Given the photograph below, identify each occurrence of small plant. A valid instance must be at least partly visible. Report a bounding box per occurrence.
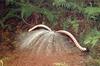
[83,28,100,48]
[84,7,100,20]
[53,0,66,7]
[70,18,79,33]
[53,0,81,11]
[62,18,79,33]
[62,19,69,30]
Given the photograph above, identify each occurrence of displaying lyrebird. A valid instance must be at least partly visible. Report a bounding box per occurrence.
[19,24,87,55]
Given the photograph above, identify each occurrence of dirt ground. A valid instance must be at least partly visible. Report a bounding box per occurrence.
[1,49,87,66]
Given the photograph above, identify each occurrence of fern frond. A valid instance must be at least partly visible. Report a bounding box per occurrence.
[5,1,57,25]
[83,28,100,48]
[84,7,100,19]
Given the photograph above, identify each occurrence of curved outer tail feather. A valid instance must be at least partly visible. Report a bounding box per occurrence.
[28,24,52,32]
[56,30,87,51]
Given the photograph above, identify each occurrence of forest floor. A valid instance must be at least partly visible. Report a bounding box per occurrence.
[1,50,88,66]
[0,18,89,66]
[0,30,88,66]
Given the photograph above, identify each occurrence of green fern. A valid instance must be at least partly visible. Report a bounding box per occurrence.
[53,0,82,11]
[62,19,69,30]
[84,7,100,15]
[5,1,57,25]
[84,7,100,19]
[83,28,100,48]
[70,18,79,33]
[40,8,57,24]
[20,3,33,18]
[20,3,57,24]
[53,0,66,7]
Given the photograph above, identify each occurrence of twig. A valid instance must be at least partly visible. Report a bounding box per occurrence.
[0,60,3,66]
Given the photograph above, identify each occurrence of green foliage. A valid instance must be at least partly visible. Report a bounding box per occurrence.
[84,7,100,20]
[53,0,66,7]
[62,18,79,32]
[83,28,100,48]
[40,8,57,24]
[3,0,100,32]
[0,10,18,29]
[3,10,19,21]
[20,3,57,24]
[70,18,79,33]
[4,0,57,25]
[53,0,82,12]
[84,7,100,15]
[20,3,34,18]
[65,2,82,11]
[62,19,69,30]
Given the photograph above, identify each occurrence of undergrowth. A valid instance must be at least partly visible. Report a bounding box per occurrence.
[83,28,100,48]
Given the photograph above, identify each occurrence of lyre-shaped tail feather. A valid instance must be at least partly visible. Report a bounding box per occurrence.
[56,30,87,51]
[28,24,52,32]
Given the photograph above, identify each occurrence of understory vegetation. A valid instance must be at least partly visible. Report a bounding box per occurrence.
[0,0,100,66]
